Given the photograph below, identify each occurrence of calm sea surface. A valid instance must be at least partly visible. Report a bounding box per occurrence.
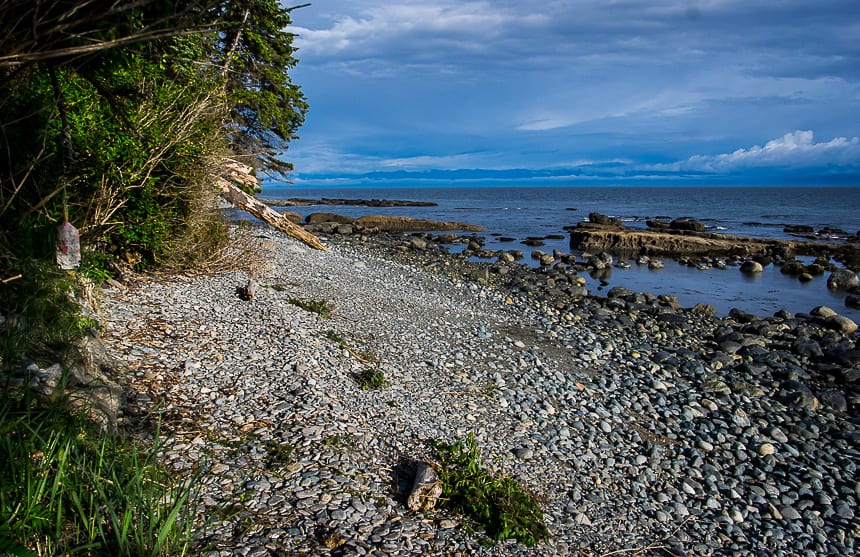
[259,185,860,320]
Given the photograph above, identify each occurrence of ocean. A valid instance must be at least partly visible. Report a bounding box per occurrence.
[258,185,860,320]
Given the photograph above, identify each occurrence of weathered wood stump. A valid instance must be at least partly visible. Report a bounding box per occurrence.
[407,461,443,512]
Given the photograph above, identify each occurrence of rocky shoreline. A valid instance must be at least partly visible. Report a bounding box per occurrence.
[567,213,860,271]
[259,197,438,208]
[90,223,859,556]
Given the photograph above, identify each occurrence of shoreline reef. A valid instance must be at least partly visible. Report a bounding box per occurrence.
[89,222,859,555]
[286,209,860,315]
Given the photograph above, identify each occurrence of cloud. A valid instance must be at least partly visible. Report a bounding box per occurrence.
[289,2,523,69]
[284,2,860,185]
[668,131,860,173]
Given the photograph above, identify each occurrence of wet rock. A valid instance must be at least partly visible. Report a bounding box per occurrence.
[409,237,428,251]
[817,390,848,413]
[588,212,623,227]
[740,260,764,274]
[729,308,760,323]
[827,269,859,290]
[825,315,858,335]
[648,259,664,270]
[670,218,706,232]
[588,252,613,270]
[305,212,355,224]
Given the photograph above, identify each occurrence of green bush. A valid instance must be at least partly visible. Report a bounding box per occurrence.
[433,433,548,546]
[0,260,95,371]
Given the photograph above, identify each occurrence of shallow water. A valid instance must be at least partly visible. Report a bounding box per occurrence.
[257,185,860,320]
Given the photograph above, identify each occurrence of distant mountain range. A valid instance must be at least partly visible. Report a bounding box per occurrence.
[288,166,860,187]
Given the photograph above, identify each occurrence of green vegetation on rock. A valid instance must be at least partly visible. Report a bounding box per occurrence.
[354,367,387,390]
[288,297,333,319]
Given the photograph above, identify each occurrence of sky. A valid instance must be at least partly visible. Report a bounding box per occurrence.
[281,0,860,186]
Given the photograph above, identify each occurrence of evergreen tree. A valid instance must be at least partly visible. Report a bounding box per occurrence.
[0,0,308,262]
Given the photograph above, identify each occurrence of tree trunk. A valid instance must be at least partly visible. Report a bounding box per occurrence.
[217,159,328,251]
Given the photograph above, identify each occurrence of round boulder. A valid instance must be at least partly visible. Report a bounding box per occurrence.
[588,212,622,227]
[825,315,858,335]
[282,211,303,224]
[810,305,838,318]
[740,260,763,274]
[690,303,716,317]
[780,260,806,276]
[827,268,859,290]
[817,389,848,413]
[670,218,705,232]
[539,254,556,267]
[588,252,613,270]
[409,237,427,250]
[305,212,354,224]
[729,308,760,323]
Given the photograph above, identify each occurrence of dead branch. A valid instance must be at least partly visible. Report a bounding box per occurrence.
[216,159,328,251]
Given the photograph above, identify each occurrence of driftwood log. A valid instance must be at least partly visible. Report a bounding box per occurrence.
[217,159,329,252]
[407,461,443,512]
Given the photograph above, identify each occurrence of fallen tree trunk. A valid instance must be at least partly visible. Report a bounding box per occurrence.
[216,160,328,252]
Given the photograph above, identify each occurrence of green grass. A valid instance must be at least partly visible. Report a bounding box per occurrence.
[433,433,548,547]
[325,330,347,346]
[264,440,296,469]
[325,330,378,364]
[354,367,386,390]
[0,387,198,555]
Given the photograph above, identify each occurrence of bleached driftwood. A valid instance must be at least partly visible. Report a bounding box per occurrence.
[407,461,443,511]
[217,159,328,252]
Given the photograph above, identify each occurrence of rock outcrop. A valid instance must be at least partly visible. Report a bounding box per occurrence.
[569,220,860,269]
[570,227,786,257]
[261,197,438,207]
[354,215,485,233]
[301,213,486,234]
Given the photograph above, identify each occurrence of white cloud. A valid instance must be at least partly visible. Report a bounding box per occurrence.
[285,2,860,180]
[668,130,860,172]
[289,2,515,61]
[378,153,488,169]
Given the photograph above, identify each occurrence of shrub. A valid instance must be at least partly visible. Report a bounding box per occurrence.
[433,433,548,546]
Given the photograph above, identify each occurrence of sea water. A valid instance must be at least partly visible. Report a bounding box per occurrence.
[259,185,860,320]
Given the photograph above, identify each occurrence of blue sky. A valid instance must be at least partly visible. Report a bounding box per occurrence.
[282,0,860,186]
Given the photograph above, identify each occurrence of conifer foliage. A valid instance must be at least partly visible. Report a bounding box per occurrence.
[0,0,308,267]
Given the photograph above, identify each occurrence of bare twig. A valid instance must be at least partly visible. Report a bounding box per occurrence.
[597,517,695,557]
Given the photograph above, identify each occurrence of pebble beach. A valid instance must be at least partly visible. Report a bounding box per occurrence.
[97,226,859,556]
